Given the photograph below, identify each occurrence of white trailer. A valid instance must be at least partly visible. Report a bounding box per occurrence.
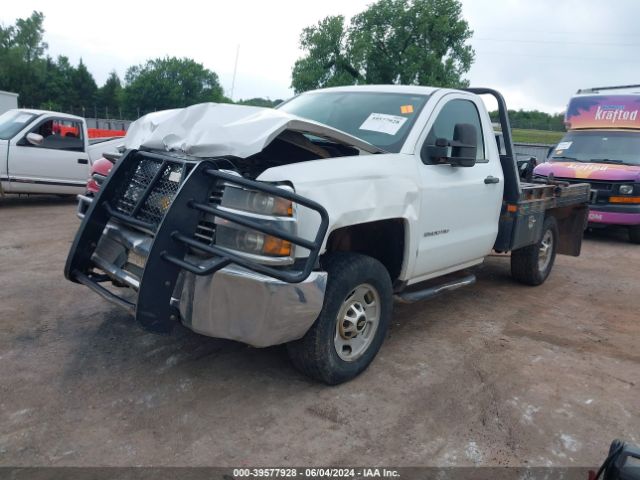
[0,91,18,115]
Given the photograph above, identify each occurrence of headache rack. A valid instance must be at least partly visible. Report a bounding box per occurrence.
[464,88,590,254]
[65,149,329,333]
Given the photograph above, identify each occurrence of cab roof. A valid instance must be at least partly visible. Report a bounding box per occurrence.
[13,108,84,122]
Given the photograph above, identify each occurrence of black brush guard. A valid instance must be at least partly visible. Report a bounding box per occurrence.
[65,150,329,334]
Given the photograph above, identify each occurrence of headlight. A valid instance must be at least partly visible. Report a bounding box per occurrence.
[221,186,293,216]
[619,184,634,195]
[215,185,295,260]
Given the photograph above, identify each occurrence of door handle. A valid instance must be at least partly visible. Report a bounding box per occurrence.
[77,158,88,165]
[484,176,500,184]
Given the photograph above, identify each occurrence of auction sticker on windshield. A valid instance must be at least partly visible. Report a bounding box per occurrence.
[360,113,407,135]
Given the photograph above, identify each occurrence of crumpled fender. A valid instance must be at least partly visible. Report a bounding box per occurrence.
[259,153,421,280]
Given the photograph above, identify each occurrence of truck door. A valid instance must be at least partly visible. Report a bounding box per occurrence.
[7,117,89,194]
[412,94,504,279]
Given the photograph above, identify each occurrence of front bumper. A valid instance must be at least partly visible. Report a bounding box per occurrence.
[65,149,329,344]
[82,218,327,346]
[588,204,640,226]
[179,267,327,347]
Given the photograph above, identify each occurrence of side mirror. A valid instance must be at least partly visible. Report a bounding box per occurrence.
[424,137,449,163]
[26,132,44,146]
[423,124,478,167]
[449,123,477,167]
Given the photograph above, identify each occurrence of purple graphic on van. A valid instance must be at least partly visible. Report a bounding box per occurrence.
[539,91,640,233]
[588,210,640,225]
[566,95,640,130]
[535,162,640,181]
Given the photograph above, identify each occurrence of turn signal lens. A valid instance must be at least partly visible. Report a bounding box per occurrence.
[609,196,640,204]
[263,236,292,256]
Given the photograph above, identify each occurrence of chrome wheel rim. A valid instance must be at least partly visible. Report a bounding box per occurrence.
[334,283,380,362]
[538,229,554,272]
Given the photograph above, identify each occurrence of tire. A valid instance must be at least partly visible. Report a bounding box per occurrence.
[511,216,559,286]
[629,226,640,244]
[286,252,393,385]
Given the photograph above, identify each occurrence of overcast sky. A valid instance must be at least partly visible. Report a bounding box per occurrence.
[3,0,640,113]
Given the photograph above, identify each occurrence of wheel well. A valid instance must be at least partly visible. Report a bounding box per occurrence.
[323,219,406,282]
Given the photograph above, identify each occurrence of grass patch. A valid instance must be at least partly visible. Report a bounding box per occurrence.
[511,129,564,145]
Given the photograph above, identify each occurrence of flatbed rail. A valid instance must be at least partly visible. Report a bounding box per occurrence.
[494,181,590,253]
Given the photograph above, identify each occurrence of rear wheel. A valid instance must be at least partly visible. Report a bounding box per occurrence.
[629,226,640,244]
[286,252,392,385]
[511,216,558,286]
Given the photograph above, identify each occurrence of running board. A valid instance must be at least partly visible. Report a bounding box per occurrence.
[394,273,476,304]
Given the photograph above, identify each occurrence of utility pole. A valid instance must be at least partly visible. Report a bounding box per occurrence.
[230,44,240,101]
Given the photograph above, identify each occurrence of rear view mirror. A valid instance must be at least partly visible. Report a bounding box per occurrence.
[26,133,44,146]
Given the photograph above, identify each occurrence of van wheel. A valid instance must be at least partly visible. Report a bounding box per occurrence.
[286,252,392,385]
[629,226,640,244]
[511,216,558,286]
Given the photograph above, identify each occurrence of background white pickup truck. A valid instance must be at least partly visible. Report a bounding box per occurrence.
[0,109,122,195]
[66,86,589,384]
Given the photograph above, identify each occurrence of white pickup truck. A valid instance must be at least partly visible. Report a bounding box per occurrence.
[65,86,589,384]
[0,109,122,195]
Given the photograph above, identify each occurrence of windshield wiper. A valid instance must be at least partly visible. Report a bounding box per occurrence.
[551,156,586,162]
[590,158,624,164]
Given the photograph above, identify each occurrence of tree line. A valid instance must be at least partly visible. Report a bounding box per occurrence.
[489,110,565,132]
[0,11,282,120]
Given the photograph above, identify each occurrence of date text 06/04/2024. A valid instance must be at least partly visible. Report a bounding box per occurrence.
[232,468,400,478]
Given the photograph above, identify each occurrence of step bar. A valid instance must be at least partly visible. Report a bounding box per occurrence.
[395,273,476,304]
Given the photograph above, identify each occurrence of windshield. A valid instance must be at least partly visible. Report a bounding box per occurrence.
[550,130,640,166]
[278,91,429,153]
[0,110,38,140]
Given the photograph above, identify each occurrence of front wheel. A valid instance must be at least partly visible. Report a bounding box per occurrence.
[286,253,392,385]
[511,216,559,286]
[629,226,640,244]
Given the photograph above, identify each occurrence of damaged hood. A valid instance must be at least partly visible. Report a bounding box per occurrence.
[124,103,384,158]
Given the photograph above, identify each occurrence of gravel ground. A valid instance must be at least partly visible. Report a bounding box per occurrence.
[0,196,638,467]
